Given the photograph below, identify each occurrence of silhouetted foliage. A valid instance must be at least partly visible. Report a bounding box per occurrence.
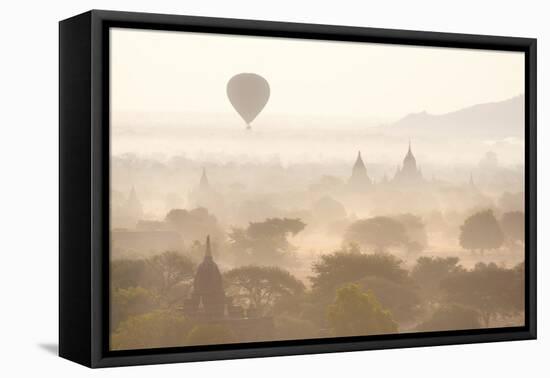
[393,214,428,254]
[274,315,318,341]
[500,211,525,245]
[411,256,465,301]
[310,246,409,296]
[111,286,158,332]
[345,216,408,253]
[459,210,504,253]
[111,258,149,290]
[111,251,195,304]
[328,284,397,336]
[146,251,195,299]
[511,262,525,315]
[165,207,224,244]
[357,276,422,322]
[111,310,192,350]
[441,262,523,327]
[224,266,305,315]
[228,218,306,265]
[416,304,482,332]
[186,324,236,346]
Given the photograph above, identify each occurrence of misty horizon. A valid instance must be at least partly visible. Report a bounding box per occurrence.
[109,27,525,351]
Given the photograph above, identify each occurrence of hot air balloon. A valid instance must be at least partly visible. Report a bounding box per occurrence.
[227,73,270,130]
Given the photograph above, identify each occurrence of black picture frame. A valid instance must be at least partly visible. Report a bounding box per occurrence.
[59,9,537,368]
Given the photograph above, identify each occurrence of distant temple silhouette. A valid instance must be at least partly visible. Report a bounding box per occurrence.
[345,141,428,190]
[125,186,143,220]
[183,236,274,341]
[199,167,210,191]
[184,235,228,318]
[392,141,425,187]
[189,168,224,211]
[348,151,372,190]
[111,186,144,228]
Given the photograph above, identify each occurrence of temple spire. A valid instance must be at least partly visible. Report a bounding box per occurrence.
[406,139,414,158]
[199,167,210,190]
[354,151,365,169]
[205,235,212,259]
[126,186,143,218]
[392,139,423,185]
[349,150,371,188]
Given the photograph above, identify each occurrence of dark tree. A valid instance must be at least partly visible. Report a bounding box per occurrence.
[416,304,482,332]
[459,209,504,253]
[186,324,236,346]
[111,252,195,301]
[247,217,305,238]
[224,265,305,315]
[441,262,523,327]
[146,251,195,299]
[411,256,465,301]
[345,216,408,253]
[112,310,192,350]
[500,211,525,246]
[228,218,306,265]
[273,314,318,341]
[310,245,409,296]
[511,262,525,315]
[393,214,428,254]
[357,275,422,322]
[165,207,224,245]
[111,258,149,290]
[327,284,397,337]
[111,286,158,332]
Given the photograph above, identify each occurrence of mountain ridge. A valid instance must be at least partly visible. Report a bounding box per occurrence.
[385,95,524,139]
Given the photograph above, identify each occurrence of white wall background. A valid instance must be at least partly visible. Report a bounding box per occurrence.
[0,0,547,376]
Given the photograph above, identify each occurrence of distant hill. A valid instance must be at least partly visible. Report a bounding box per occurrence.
[384,95,524,139]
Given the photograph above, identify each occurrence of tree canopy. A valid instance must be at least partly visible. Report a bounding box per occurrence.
[411,256,465,301]
[328,284,397,337]
[344,216,408,253]
[111,310,192,350]
[111,286,157,332]
[165,207,224,245]
[110,251,195,307]
[224,265,305,315]
[228,218,306,265]
[111,258,149,290]
[500,211,525,245]
[146,251,195,299]
[310,246,409,296]
[185,324,236,346]
[273,314,318,341]
[441,262,523,327]
[459,209,504,252]
[109,251,196,344]
[416,304,481,332]
[357,275,422,323]
[393,214,428,254]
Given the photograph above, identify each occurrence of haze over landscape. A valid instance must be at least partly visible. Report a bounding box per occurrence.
[109,28,525,350]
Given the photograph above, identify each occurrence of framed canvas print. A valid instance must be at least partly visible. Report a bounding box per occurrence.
[59,10,537,368]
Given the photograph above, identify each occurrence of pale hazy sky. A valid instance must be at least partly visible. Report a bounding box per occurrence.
[110,27,524,124]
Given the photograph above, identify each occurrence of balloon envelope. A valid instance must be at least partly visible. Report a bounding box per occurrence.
[227,73,270,127]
